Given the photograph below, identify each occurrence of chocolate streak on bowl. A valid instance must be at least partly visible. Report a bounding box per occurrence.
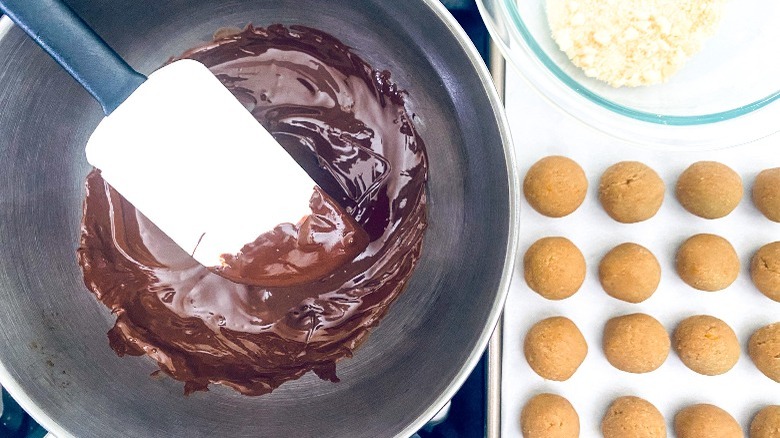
[76,24,428,396]
[217,187,371,288]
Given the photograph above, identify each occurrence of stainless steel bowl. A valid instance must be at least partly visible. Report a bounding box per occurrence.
[0,1,517,436]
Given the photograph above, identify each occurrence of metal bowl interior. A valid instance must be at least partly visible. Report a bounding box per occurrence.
[0,1,516,437]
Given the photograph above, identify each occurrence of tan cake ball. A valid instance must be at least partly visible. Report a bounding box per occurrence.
[675,404,743,438]
[751,242,780,302]
[754,168,780,222]
[524,156,588,218]
[601,396,667,438]
[603,313,670,374]
[675,234,740,291]
[676,161,743,219]
[751,405,780,438]
[524,316,588,381]
[599,243,661,303]
[524,237,586,300]
[673,315,740,376]
[598,161,665,223]
[521,393,580,438]
[749,322,780,383]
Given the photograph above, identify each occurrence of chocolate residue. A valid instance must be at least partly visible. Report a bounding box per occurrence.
[76,24,428,396]
[217,187,370,288]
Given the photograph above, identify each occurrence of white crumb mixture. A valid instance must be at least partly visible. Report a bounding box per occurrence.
[546,0,725,87]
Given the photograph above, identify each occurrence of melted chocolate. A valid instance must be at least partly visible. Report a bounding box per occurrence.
[77,24,428,396]
[217,187,370,287]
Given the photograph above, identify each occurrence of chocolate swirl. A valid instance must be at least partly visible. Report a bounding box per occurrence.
[77,24,428,395]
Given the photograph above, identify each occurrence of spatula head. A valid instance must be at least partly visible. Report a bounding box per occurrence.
[85,59,316,269]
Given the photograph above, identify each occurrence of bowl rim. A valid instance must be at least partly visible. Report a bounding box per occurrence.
[0,4,519,436]
[477,0,780,150]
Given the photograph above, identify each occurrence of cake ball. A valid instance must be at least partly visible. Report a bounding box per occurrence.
[524,156,588,218]
[599,243,661,303]
[521,393,580,438]
[675,234,740,291]
[674,404,742,438]
[751,242,780,302]
[749,322,780,383]
[524,316,588,381]
[603,313,670,374]
[601,396,667,438]
[754,168,780,222]
[750,405,780,438]
[676,161,743,219]
[524,237,586,300]
[598,161,665,223]
[673,315,740,376]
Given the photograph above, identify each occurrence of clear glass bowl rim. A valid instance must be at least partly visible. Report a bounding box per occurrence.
[477,0,780,149]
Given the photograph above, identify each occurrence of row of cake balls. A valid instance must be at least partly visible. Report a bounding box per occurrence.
[523,236,780,303]
[520,394,777,438]
[523,315,779,382]
[523,156,780,223]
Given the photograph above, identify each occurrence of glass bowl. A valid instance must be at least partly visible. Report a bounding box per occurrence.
[478,0,780,149]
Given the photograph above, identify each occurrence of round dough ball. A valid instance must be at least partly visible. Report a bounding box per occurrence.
[675,234,740,292]
[754,168,780,222]
[521,393,580,438]
[599,243,661,303]
[676,161,743,219]
[675,404,743,438]
[749,322,780,383]
[524,316,588,381]
[524,156,588,218]
[601,396,667,438]
[673,315,740,376]
[751,405,780,438]
[599,161,665,223]
[751,242,780,302]
[603,313,670,374]
[524,237,586,300]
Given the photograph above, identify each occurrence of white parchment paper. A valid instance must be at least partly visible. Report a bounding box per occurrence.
[501,73,780,437]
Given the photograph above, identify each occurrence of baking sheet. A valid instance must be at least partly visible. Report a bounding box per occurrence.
[501,73,780,437]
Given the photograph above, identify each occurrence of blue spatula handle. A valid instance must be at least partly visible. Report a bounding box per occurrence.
[0,0,146,115]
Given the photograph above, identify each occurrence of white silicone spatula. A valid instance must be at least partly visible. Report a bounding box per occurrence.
[0,0,325,269]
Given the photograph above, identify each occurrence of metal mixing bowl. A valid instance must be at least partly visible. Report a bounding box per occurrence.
[0,1,517,436]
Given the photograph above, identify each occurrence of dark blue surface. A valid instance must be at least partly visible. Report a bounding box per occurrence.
[0,390,47,438]
[0,1,491,436]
